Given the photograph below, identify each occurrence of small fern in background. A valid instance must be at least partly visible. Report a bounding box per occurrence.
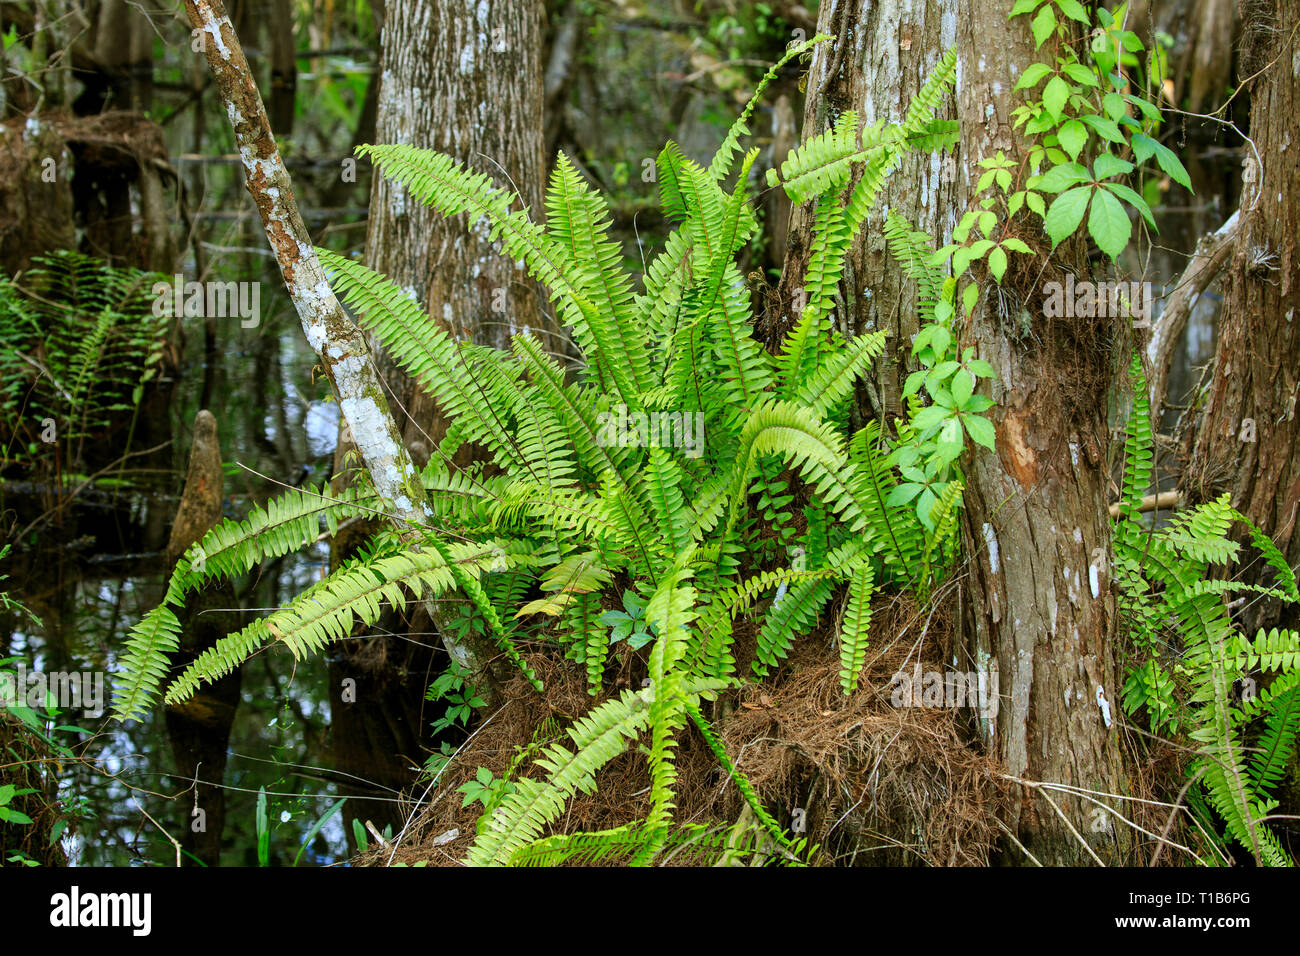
[112,39,986,865]
[0,252,170,472]
[1115,354,1300,866]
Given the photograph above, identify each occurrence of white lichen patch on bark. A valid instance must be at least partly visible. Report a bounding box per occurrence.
[983,522,1000,574]
[201,14,234,61]
[1095,685,1112,727]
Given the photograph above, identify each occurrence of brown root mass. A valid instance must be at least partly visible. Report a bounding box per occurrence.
[372,595,1012,867]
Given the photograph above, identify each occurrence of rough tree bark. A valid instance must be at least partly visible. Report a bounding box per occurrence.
[1182,0,1300,639]
[365,0,561,455]
[773,0,959,425]
[953,0,1132,865]
[779,0,1133,864]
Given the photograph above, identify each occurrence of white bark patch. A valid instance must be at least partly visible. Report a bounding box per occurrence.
[1089,560,1102,599]
[305,322,327,351]
[983,522,1000,574]
[1064,566,1081,607]
[1095,685,1112,727]
[203,15,235,61]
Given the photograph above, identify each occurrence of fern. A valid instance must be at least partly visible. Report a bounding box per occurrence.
[114,50,973,865]
[1115,354,1299,865]
[838,562,876,694]
[0,252,170,469]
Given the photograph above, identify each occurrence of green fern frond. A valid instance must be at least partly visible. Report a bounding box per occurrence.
[1248,681,1300,798]
[465,685,653,865]
[838,562,876,694]
[753,576,835,677]
[708,33,833,183]
[111,483,382,721]
[546,153,653,394]
[686,703,808,863]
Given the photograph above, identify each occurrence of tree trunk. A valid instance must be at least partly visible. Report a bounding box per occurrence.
[952,0,1131,865]
[780,0,1133,864]
[772,0,959,424]
[1182,0,1300,638]
[268,0,297,135]
[328,0,561,717]
[364,0,561,453]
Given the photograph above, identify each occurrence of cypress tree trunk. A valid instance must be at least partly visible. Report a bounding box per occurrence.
[953,0,1131,865]
[779,0,1134,864]
[773,0,959,424]
[364,0,561,452]
[1182,0,1300,639]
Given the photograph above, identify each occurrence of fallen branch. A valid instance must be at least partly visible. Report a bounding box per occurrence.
[1108,490,1183,519]
[182,0,492,681]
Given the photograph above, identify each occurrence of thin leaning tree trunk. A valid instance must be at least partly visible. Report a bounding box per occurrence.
[182,0,493,677]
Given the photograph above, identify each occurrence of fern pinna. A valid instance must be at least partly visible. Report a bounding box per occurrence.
[113,40,975,865]
[1115,354,1300,866]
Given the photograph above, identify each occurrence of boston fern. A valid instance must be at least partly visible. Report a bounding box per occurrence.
[113,41,976,864]
[0,251,171,469]
[1116,355,1300,866]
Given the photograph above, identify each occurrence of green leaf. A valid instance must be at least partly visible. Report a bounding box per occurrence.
[1054,0,1090,23]
[1132,134,1193,192]
[1058,120,1088,161]
[988,245,1009,283]
[1042,75,1072,121]
[963,414,997,450]
[1087,187,1131,261]
[1044,186,1092,247]
[1062,61,1099,86]
[1031,4,1057,47]
[294,799,346,867]
[1124,93,1163,123]
[1103,181,1156,229]
[887,483,924,507]
[1016,63,1054,90]
[1035,162,1090,193]
[1092,153,1135,180]
[951,369,975,407]
[1079,113,1126,144]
